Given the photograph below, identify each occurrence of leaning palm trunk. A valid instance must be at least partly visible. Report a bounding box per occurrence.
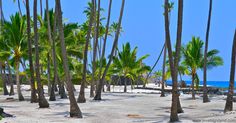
[160,44,167,97]
[98,0,113,92]
[34,0,49,108]
[56,0,82,117]
[203,0,212,103]
[26,0,38,103]
[79,0,95,101]
[224,30,236,113]
[94,0,125,100]
[16,60,24,101]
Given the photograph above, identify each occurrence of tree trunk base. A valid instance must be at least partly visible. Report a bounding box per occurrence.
[160,91,165,97]
[39,97,49,108]
[77,96,86,103]
[18,94,25,101]
[203,95,210,103]
[94,93,102,100]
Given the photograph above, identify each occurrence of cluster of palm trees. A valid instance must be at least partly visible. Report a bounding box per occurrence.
[0,0,235,122]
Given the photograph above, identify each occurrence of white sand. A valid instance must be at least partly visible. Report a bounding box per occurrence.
[1,84,236,123]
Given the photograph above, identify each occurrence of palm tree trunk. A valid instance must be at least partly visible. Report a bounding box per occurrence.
[0,0,4,21]
[87,0,96,98]
[191,72,196,100]
[20,59,31,84]
[3,66,9,95]
[203,0,212,103]
[47,53,51,96]
[124,77,127,92]
[164,0,183,121]
[0,63,8,95]
[6,61,14,95]
[46,0,56,101]
[40,0,43,17]
[224,30,236,113]
[26,0,38,103]
[17,0,22,17]
[34,0,49,108]
[16,60,24,101]
[97,0,113,95]
[144,43,165,88]
[56,0,82,117]
[91,0,100,98]
[160,44,167,97]
[94,0,125,100]
[79,0,95,101]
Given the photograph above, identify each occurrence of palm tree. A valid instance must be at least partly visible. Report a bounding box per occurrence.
[45,0,56,101]
[160,44,167,97]
[33,0,49,108]
[203,0,213,103]
[78,0,95,103]
[112,42,149,92]
[182,37,223,99]
[94,0,125,100]
[161,1,174,97]
[3,13,25,101]
[25,0,38,103]
[164,0,184,121]
[224,30,236,113]
[56,0,82,117]
[98,0,113,93]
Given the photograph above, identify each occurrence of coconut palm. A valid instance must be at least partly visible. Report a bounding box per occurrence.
[203,0,213,103]
[78,0,95,103]
[33,0,49,108]
[224,30,236,113]
[56,0,82,118]
[2,13,26,101]
[25,0,38,103]
[182,37,223,100]
[94,0,125,100]
[112,42,149,92]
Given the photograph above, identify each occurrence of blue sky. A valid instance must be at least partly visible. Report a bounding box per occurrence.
[2,0,236,81]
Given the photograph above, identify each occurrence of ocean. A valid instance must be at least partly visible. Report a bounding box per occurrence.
[166,81,236,88]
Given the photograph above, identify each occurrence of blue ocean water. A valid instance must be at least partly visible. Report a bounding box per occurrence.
[166,81,236,88]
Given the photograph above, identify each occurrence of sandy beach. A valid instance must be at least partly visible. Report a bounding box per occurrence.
[1,84,236,123]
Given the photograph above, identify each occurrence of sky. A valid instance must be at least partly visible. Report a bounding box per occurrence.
[2,0,236,81]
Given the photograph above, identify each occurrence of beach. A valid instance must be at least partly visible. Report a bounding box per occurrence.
[1,84,236,123]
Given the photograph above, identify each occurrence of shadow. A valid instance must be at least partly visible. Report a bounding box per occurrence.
[210,109,224,112]
[53,102,70,107]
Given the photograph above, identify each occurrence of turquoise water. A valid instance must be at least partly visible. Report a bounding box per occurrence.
[166,81,236,88]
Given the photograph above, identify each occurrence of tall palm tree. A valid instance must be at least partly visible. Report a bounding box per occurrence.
[182,37,223,99]
[78,0,95,103]
[3,13,25,101]
[56,0,82,117]
[203,0,212,103]
[164,0,183,121]
[33,0,49,108]
[224,30,236,113]
[45,0,56,101]
[26,0,38,103]
[94,0,125,100]
[161,1,174,97]
[98,0,112,93]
